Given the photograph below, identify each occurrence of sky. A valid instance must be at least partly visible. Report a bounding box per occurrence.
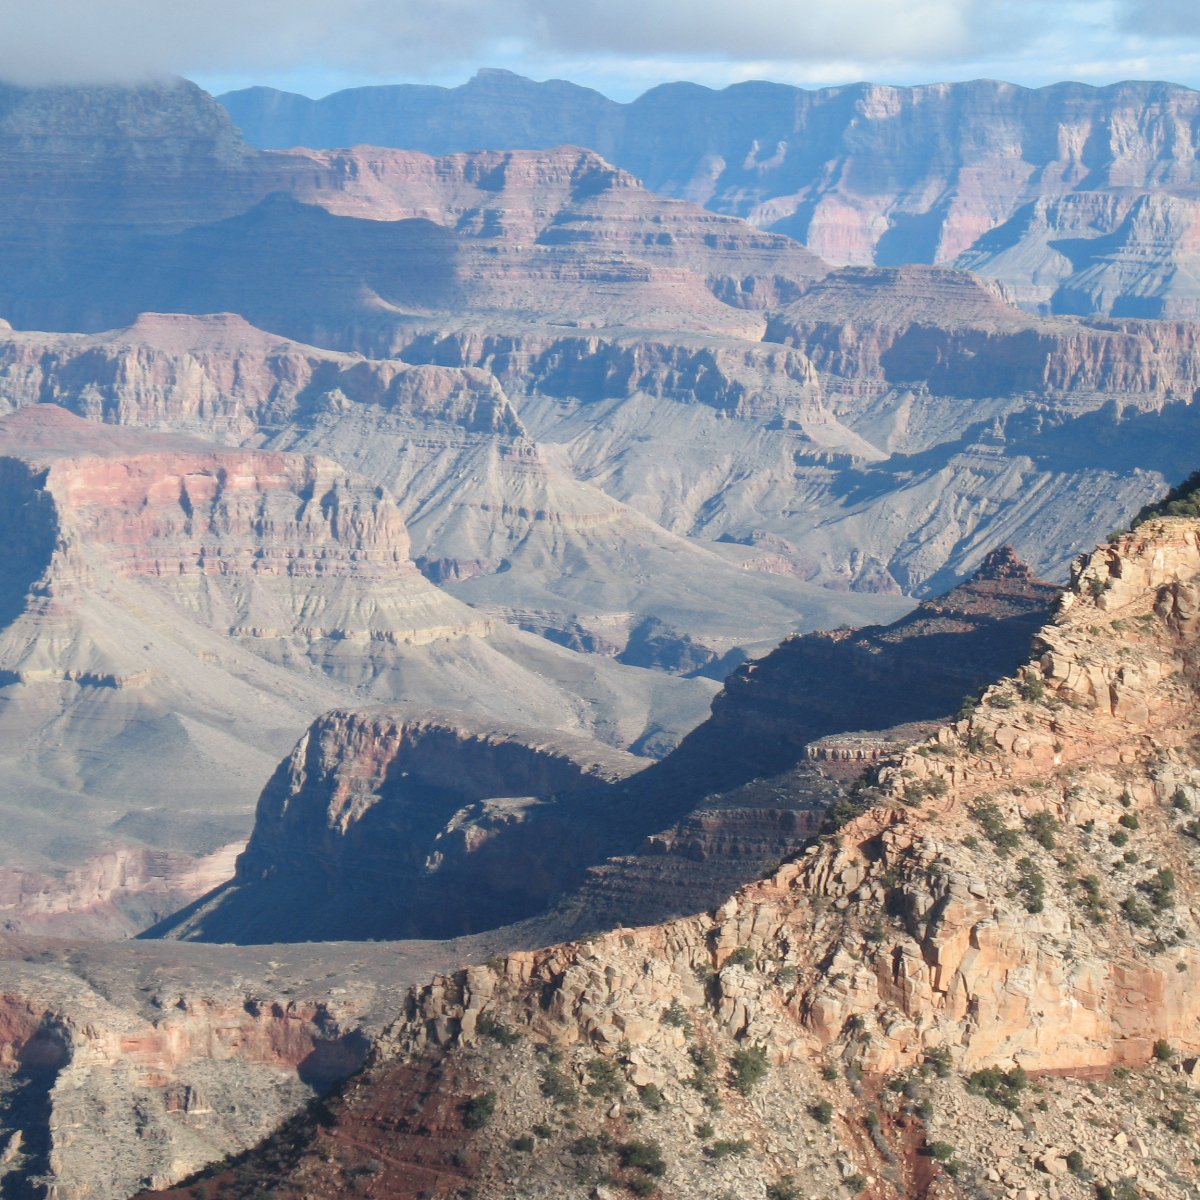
[1,0,1200,100]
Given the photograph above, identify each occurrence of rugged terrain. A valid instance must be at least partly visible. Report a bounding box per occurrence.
[0,406,719,937]
[160,547,1057,946]
[133,511,1200,1200]
[221,72,1200,317]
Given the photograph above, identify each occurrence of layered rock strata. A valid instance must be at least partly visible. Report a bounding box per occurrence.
[223,72,1200,317]
[137,514,1200,1198]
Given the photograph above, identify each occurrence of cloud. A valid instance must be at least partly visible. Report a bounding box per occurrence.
[0,0,1034,87]
[1116,0,1200,37]
[0,0,1195,93]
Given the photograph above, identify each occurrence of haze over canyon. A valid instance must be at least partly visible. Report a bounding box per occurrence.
[0,62,1199,1200]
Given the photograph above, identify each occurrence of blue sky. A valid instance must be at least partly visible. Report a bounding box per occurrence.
[3,1,1200,99]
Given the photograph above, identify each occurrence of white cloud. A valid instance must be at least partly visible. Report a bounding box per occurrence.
[0,0,1196,93]
[0,0,1024,86]
[1116,0,1200,37]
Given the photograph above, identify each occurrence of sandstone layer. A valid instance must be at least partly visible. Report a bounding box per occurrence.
[0,407,714,936]
[163,549,1056,946]
[222,72,1200,317]
[136,513,1200,1199]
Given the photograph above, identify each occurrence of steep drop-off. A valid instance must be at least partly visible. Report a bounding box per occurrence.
[143,512,1200,1200]
[162,548,1057,945]
[0,407,711,936]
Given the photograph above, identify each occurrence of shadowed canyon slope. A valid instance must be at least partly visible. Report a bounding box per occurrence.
[221,71,1200,317]
[157,547,1057,946]
[0,407,721,936]
[138,513,1200,1200]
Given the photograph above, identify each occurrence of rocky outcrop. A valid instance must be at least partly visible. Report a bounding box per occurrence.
[157,709,642,943]
[136,514,1200,1199]
[409,516,1200,1072]
[0,931,474,1200]
[0,407,713,937]
[222,72,1200,317]
[169,548,1057,946]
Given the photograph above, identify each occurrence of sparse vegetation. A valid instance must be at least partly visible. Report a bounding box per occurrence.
[1012,857,1047,913]
[970,802,1021,854]
[660,1000,692,1033]
[924,1045,953,1078]
[766,1178,803,1200]
[1026,810,1060,849]
[462,1091,497,1129]
[539,1063,579,1107]
[1154,1039,1175,1062]
[617,1139,666,1177]
[586,1056,625,1099]
[476,1013,521,1047]
[810,1099,834,1124]
[638,1083,664,1112]
[966,1066,1028,1110]
[928,1141,955,1162]
[730,1045,770,1094]
[704,1138,752,1159]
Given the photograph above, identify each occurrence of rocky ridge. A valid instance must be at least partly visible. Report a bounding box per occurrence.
[221,72,1200,317]
[157,548,1056,947]
[143,513,1200,1198]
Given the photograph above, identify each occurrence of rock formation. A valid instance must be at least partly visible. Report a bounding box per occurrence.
[138,511,1200,1199]
[0,407,715,936]
[221,72,1200,317]
[160,548,1057,945]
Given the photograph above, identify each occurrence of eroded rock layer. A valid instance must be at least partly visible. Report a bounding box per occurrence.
[143,513,1200,1199]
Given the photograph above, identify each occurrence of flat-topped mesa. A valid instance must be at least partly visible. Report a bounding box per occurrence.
[157,708,643,944]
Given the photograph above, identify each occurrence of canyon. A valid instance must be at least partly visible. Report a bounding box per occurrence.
[0,69,1198,1200]
[132,502,1200,1200]
[221,72,1200,317]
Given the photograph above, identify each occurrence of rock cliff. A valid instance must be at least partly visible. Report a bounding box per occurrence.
[0,407,712,936]
[142,512,1200,1199]
[221,72,1200,317]
[164,548,1056,946]
[155,710,642,943]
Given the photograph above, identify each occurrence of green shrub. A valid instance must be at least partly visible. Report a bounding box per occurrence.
[509,1135,535,1152]
[626,1176,657,1197]
[462,1092,497,1129]
[476,1013,521,1047]
[704,1139,752,1159]
[539,1064,579,1107]
[928,1141,955,1162]
[1013,857,1046,914]
[1140,868,1176,912]
[660,1000,692,1032]
[617,1140,666,1177]
[1119,813,1141,831]
[1120,896,1154,928]
[844,1174,868,1194]
[810,1099,834,1124]
[730,1045,770,1094]
[1154,1039,1175,1062]
[586,1056,625,1099]
[725,945,756,969]
[766,1178,802,1200]
[971,803,1021,854]
[1026,811,1060,850]
[694,1122,714,1139]
[923,1045,953,1078]
[1065,1149,1085,1175]
[966,1066,1027,1110]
